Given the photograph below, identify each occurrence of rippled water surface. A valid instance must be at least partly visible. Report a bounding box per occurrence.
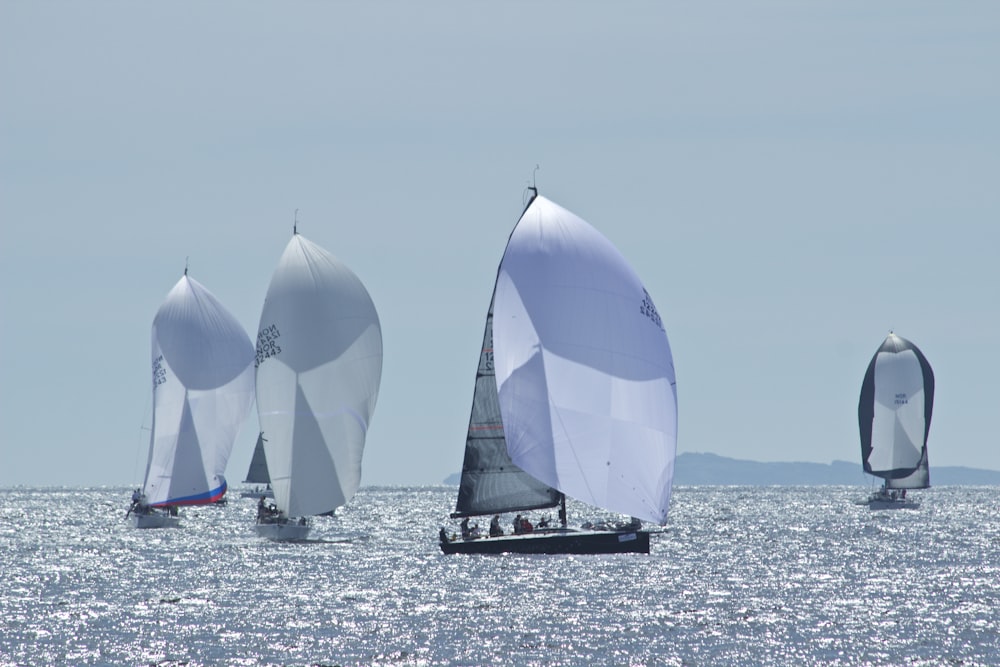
[2,486,999,666]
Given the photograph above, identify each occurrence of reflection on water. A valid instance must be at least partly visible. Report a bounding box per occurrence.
[1,486,998,665]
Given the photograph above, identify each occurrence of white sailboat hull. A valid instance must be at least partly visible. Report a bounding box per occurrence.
[130,511,181,529]
[255,518,310,541]
[240,486,274,499]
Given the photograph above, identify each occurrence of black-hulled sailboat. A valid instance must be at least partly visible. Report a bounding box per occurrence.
[858,332,934,509]
[440,190,677,555]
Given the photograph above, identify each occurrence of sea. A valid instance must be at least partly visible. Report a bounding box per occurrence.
[2,486,998,667]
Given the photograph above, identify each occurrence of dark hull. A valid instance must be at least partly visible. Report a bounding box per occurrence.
[440,529,650,555]
[868,498,920,510]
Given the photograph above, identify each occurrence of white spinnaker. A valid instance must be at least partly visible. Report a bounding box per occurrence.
[144,275,255,506]
[869,348,926,474]
[492,196,677,525]
[256,234,383,518]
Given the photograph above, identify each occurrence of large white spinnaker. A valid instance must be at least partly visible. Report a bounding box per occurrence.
[492,195,677,525]
[143,273,255,506]
[255,233,383,519]
[859,332,933,488]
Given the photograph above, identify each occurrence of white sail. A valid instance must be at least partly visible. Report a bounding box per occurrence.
[143,274,255,506]
[255,234,383,518]
[859,332,933,488]
[870,349,926,472]
[492,195,677,525]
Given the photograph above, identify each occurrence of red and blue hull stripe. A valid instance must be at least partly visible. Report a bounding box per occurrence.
[151,479,227,507]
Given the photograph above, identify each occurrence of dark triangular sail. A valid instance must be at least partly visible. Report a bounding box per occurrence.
[858,332,933,489]
[243,433,271,485]
[452,298,561,518]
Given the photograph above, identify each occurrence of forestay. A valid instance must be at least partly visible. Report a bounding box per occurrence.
[144,274,255,506]
[255,234,383,518]
[859,333,934,488]
[492,195,677,525]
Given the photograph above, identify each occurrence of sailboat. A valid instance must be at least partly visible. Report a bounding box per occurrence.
[129,269,255,528]
[253,227,383,541]
[858,332,934,510]
[440,190,677,555]
[239,432,273,499]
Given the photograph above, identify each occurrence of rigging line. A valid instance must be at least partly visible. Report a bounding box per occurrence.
[132,393,153,486]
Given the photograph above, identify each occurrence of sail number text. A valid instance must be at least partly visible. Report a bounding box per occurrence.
[255,324,282,368]
[895,393,908,406]
[640,289,664,330]
[152,355,166,388]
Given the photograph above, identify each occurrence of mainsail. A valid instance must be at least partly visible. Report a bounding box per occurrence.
[143,273,255,506]
[255,233,383,518]
[242,433,270,485]
[858,332,934,489]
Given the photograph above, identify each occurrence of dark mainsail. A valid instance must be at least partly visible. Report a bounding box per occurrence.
[858,333,934,489]
[452,301,561,518]
[243,433,271,485]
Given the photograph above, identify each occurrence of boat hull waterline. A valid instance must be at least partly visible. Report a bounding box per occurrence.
[440,529,650,555]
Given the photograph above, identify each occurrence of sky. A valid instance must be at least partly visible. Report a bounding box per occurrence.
[1,2,998,489]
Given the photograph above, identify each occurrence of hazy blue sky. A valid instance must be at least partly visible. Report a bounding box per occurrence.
[2,2,997,488]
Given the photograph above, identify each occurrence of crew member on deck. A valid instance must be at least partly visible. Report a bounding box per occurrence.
[489,514,503,537]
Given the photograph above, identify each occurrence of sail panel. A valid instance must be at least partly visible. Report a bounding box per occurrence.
[143,275,255,505]
[858,333,933,488]
[454,309,561,517]
[256,234,382,518]
[492,195,677,525]
[886,451,930,489]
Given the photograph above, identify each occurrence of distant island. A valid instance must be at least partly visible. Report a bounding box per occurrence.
[443,452,1000,486]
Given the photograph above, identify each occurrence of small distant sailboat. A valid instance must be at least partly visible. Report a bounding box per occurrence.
[129,269,255,528]
[440,190,677,554]
[239,433,274,499]
[254,226,383,541]
[858,332,934,510]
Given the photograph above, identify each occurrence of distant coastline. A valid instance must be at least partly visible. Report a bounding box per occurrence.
[443,452,1000,486]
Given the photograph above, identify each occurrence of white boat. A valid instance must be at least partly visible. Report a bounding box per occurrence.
[253,227,383,541]
[239,433,274,499]
[441,190,678,555]
[129,269,255,528]
[858,332,934,510]
[129,503,180,529]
